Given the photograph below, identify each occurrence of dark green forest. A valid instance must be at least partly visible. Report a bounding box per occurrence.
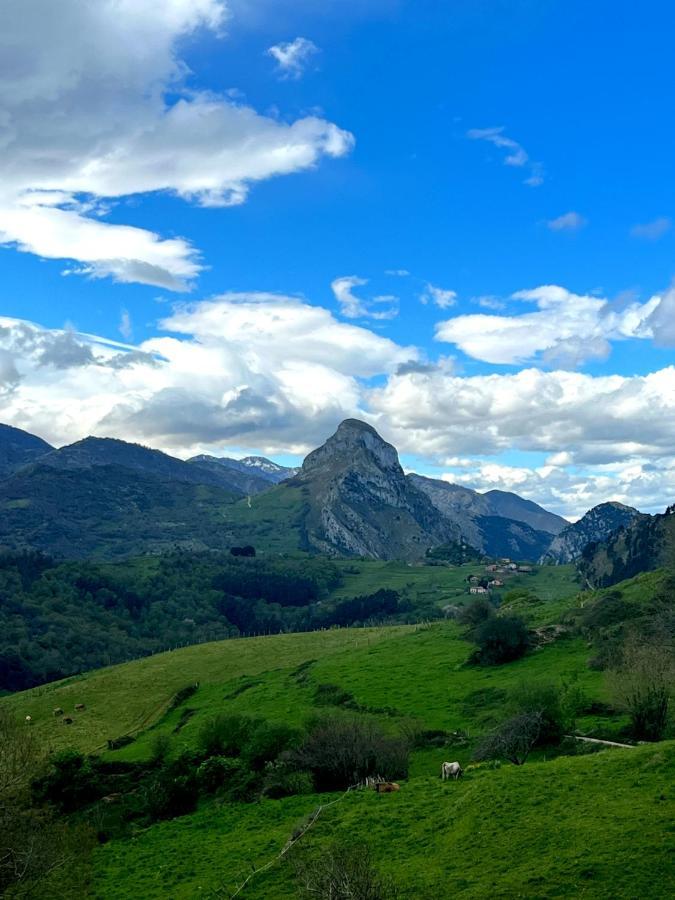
[0,552,410,692]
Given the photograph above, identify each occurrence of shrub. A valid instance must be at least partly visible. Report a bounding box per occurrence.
[243,722,300,771]
[474,614,530,665]
[196,756,242,793]
[149,732,171,764]
[294,842,401,899]
[197,713,257,758]
[263,761,313,799]
[291,715,410,791]
[32,750,102,813]
[473,711,543,765]
[511,680,581,745]
[458,596,495,628]
[608,633,674,741]
[143,769,197,821]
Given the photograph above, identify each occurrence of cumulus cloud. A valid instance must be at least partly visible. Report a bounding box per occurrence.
[467,126,544,186]
[267,37,319,79]
[0,1,353,289]
[420,283,457,309]
[331,276,399,320]
[370,365,675,462]
[435,285,659,365]
[5,295,675,516]
[0,296,414,453]
[630,217,672,240]
[547,211,587,232]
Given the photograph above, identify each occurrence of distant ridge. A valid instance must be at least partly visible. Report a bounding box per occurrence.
[541,502,642,565]
[0,423,53,476]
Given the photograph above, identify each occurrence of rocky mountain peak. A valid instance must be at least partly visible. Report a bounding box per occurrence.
[302,418,400,475]
[540,500,641,564]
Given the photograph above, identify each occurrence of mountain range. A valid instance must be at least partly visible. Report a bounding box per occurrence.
[0,419,652,564]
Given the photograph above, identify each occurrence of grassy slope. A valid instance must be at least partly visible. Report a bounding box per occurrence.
[5,627,412,754]
[6,567,673,898]
[92,741,675,899]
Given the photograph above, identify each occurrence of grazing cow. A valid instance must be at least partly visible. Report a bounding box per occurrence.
[62,717,73,725]
[75,703,86,711]
[441,761,463,781]
[375,782,400,793]
[53,707,64,717]
[25,715,32,723]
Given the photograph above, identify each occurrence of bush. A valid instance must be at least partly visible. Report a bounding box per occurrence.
[149,732,171,764]
[197,713,257,758]
[32,750,102,813]
[243,722,300,771]
[294,842,401,899]
[196,756,242,793]
[511,680,581,745]
[474,614,530,665]
[608,634,674,741]
[263,761,314,799]
[458,596,495,628]
[291,715,410,791]
[473,711,543,765]
[143,771,197,821]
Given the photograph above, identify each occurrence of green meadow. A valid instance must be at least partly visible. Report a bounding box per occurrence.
[3,565,673,899]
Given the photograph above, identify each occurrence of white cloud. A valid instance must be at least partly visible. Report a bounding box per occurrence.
[467,126,544,186]
[0,2,353,289]
[5,297,675,516]
[119,310,133,341]
[473,295,506,310]
[369,363,675,516]
[331,276,399,320]
[547,211,587,232]
[439,459,675,521]
[420,283,457,309]
[267,37,319,79]
[630,217,672,240]
[435,284,659,365]
[0,296,414,454]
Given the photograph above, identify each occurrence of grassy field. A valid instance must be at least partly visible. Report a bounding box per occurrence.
[4,566,672,899]
[92,740,675,899]
[4,626,413,755]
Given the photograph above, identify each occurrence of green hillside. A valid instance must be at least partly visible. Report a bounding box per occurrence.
[3,568,673,899]
[93,740,675,899]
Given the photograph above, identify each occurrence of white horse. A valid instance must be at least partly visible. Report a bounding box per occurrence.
[441,761,463,780]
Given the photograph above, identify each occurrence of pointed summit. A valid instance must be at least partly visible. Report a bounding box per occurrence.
[302,419,400,475]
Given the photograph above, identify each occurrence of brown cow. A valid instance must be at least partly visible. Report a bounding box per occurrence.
[62,717,74,725]
[375,782,400,793]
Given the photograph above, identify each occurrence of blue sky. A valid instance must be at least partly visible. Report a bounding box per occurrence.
[1,0,675,518]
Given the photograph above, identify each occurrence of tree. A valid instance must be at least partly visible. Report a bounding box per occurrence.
[473,614,530,665]
[290,716,410,791]
[608,633,674,741]
[473,711,543,765]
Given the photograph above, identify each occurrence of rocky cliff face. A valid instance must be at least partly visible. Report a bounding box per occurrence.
[293,419,463,559]
[577,506,671,587]
[541,502,642,565]
[409,474,555,560]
